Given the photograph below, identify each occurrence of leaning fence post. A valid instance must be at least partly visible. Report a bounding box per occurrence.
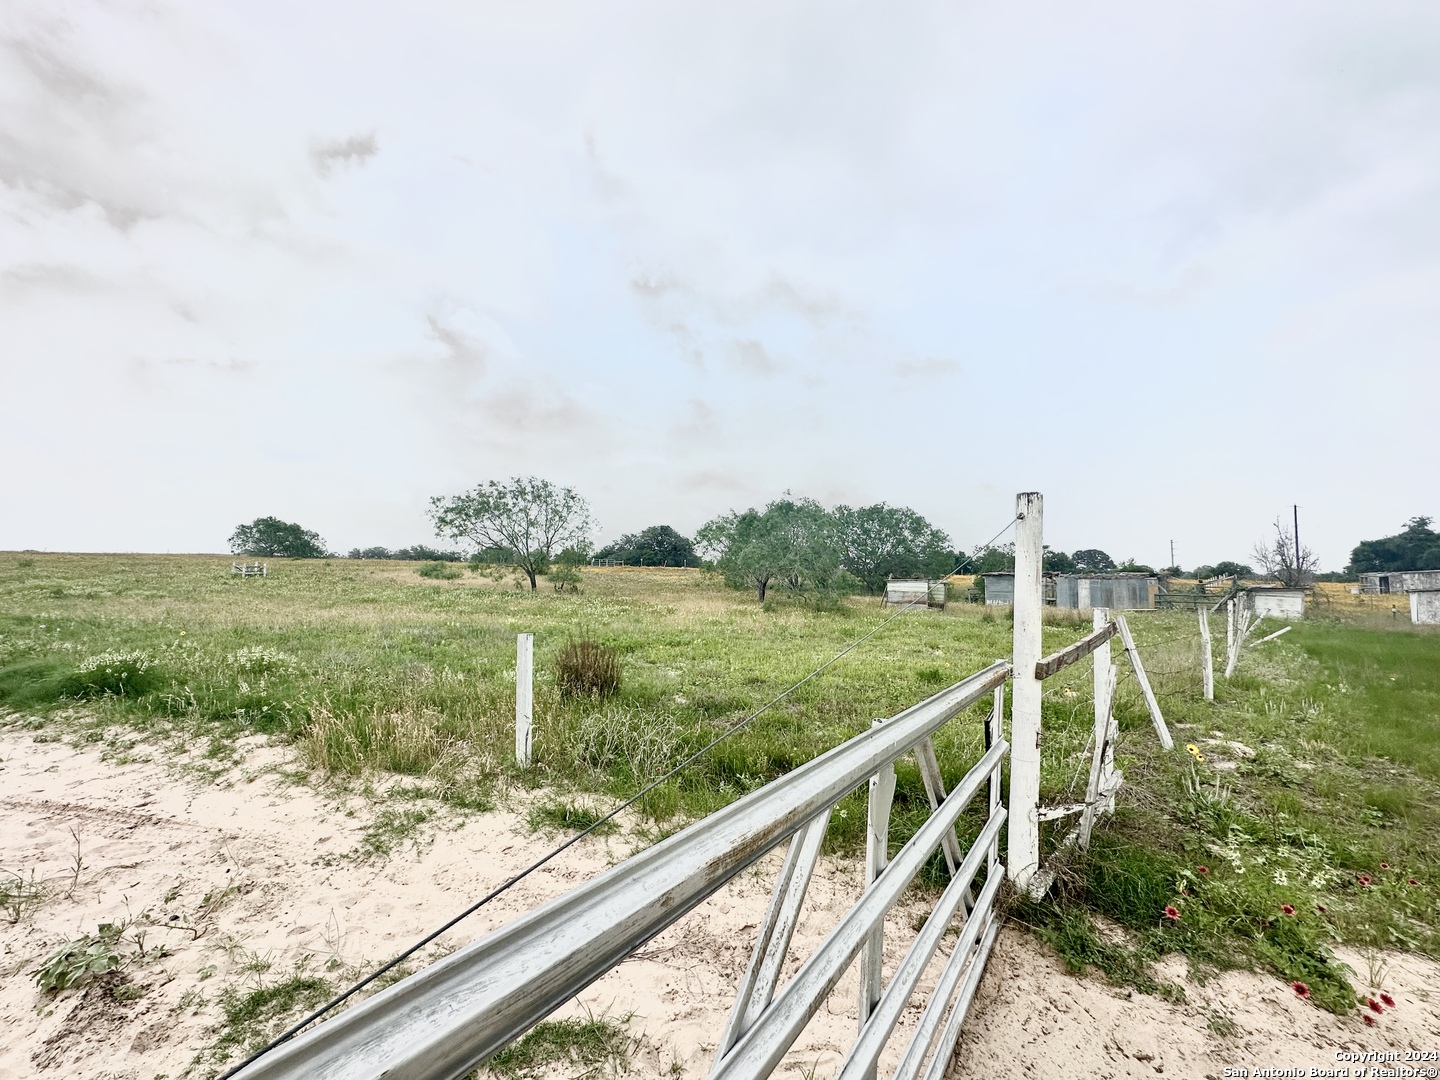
[1007,491,1044,891]
[516,633,533,767]
[1199,606,1214,701]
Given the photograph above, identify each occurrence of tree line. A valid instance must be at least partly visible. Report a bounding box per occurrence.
[229,479,1438,597]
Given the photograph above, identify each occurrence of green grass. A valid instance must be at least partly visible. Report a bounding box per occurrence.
[2,552,1437,1016]
[483,1009,634,1080]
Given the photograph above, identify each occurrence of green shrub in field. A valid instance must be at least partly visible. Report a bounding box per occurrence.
[555,639,621,699]
[416,561,463,580]
[60,650,161,699]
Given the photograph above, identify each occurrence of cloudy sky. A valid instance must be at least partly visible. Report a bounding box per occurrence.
[3,1,1437,569]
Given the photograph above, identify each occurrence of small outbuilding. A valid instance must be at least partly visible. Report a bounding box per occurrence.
[1053,573,1158,611]
[1411,590,1440,625]
[885,579,947,609]
[1359,569,1440,594]
[980,573,1014,605]
[1247,587,1306,620]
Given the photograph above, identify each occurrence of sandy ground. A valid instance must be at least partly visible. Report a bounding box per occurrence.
[1,730,1437,1080]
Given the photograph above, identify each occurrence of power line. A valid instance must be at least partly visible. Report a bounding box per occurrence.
[219,515,1020,1079]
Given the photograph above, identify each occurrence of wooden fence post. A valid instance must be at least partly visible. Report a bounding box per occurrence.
[516,633,533,767]
[1199,606,1214,702]
[1007,492,1044,891]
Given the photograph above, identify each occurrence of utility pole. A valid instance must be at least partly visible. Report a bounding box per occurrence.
[1293,505,1301,584]
[1170,539,1176,571]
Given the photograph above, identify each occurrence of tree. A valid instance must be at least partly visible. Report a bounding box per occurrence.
[594,525,697,567]
[831,503,952,593]
[428,477,594,590]
[1043,548,1077,574]
[962,544,1015,574]
[1071,549,1116,573]
[229,517,329,558]
[1252,519,1319,588]
[1115,558,1156,574]
[696,498,841,602]
[1213,560,1254,579]
[1349,516,1440,574]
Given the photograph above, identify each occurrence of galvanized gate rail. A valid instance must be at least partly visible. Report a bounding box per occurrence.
[232,662,1012,1080]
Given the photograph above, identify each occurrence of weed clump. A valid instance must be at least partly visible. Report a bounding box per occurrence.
[487,1008,633,1080]
[64,650,161,698]
[34,925,123,993]
[555,639,621,699]
[417,561,463,580]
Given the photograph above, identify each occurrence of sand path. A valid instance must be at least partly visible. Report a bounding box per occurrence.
[1,729,1436,1080]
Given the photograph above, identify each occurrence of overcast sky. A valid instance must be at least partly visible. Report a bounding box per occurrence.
[3,1,1437,569]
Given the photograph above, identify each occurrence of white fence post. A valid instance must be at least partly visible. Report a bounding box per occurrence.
[516,633,533,767]
[859,718,895,1059]
[1199,606,1214,701]
[1007,491,1044,891]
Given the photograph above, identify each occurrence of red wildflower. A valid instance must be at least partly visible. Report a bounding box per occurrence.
[1409,878,1421,886]
[1196,866,1210,875]
[1280,904,1296,916]
[1163,905,1181,921]
[1381,993,1396,1008]
[1364,1015,1376,1027]
[1379,862,1391,870]
[1316,903,1328,913]
[1292,981,1311,999]
[1368,998,1384,1014]
[1358,874,1373,887]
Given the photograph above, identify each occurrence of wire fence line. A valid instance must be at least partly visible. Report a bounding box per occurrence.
[219,516,1021,1079]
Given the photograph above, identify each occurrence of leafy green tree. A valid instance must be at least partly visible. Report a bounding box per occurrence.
[697,498,841,602]
[1043,548,1077,573]
[1349,517,1440,574]
[594,525,697,567]
[962,544,1015,574]
[831,503,952,593]
[429,477,594,590]
[229,517,330,558]
[1213,560,1253,579]
[1071,549,1116,573]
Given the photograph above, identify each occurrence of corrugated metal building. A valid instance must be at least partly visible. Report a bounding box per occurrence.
[884,579,947,609]
[1411,590,1440,625]
[1053,574,1158,610]
[980,573,1014,606]
[1359,569,1440,594]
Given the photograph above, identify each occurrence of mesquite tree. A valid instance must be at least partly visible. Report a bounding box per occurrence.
[1252,519,1318,588]
[429,477,594,590]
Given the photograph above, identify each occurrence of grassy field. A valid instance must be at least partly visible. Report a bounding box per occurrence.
[1,551,1437,1020]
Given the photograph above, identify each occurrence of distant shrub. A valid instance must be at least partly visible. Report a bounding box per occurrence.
[555,639,621,699]
[61,651,160,698]
[350,546,464,561]
[417,562,463,580]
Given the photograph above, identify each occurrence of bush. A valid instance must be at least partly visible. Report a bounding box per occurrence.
[417,562,463,580]
[60,651,161,699]
[555,639,621,699]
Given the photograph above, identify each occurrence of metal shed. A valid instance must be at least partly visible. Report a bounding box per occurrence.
[980,573,1014,605]
[884,579,947,609]
[1247,587,1306,620]
[1411,590,1440,625]
[1359,569,1440,594]
[1053,573,1157,610]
